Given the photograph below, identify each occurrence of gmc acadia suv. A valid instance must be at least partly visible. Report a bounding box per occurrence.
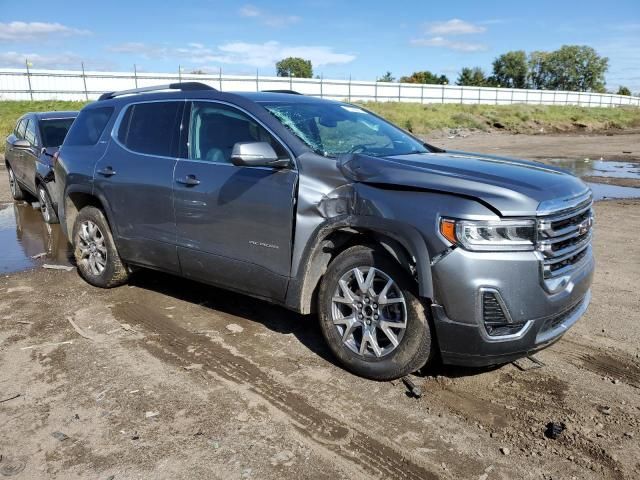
[54,83,594,380]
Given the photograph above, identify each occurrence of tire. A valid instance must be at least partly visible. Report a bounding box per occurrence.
[37,184,59,224]
[72,206,129,288]
[318,245,434,380]
[7,165,27,201]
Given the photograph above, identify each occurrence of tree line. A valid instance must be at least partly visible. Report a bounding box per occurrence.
[275,45,633,96]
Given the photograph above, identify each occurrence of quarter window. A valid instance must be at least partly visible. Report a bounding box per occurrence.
[16,119,27,139]
[117,102,182,157]
[188,102,288,163]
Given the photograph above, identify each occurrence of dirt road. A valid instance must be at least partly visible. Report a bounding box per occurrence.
[1,134,639,479]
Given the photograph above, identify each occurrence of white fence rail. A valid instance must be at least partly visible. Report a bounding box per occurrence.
[1,67,638,107]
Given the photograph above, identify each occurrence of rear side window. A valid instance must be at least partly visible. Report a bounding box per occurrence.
[117,102,182,157]
[65,107,114,146]
[40,118,76,147]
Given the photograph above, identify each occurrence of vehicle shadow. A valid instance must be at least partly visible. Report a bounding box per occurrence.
[127,269,340,368]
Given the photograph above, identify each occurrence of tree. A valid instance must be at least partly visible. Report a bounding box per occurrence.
[399,71,449,85]
[617,86,631,96]
[378,71,395,82]
[276,57,312,78]
[456,67,488,86]
[528,45,608,92]
[492,50,528,88]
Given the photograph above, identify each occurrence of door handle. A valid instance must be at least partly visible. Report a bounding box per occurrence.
[98,166,117,177]
[176,174,200,186]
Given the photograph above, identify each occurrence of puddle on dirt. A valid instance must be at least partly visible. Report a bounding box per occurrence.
[0,202,72,274]
[548,158,640,200]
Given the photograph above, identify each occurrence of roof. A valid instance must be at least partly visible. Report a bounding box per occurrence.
[234,91,340,104]
[33,111,78,120]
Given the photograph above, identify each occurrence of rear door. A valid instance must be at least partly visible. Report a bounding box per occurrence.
[5,118,26,179]
[173,100,297,300]
[94,100,183,272]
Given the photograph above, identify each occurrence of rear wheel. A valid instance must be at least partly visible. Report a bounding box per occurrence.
[8,166,26,201]
[318,245,434,380]
[72,206,129,288]
[37,184,59,224]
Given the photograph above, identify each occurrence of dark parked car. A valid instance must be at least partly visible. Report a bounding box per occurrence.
[5,111,78,223]
[54,83,594,380]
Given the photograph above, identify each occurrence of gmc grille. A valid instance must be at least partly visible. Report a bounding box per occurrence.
[537,195,593,279]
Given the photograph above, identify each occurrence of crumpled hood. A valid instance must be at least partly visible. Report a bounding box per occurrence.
[339,150,589,216]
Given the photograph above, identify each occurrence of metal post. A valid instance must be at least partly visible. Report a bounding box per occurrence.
[133,64,138,88]
[421,85,424,104]
[219,67,223,91]
[348,75,351,102]
[525,89,529,105]
[588,93,592,107]
[289,70,293,90]
[510,89,514,105]
[441,84,445,104]
[478,87,481,105]
[178,65,182,83]
[255,69,259,92]
[460,86,464,104]
[374,81,378,102]
[81,62,89,101]
[553,90,556,105]
[25,59,33,101]
[320,74,323,98]
[398,81,401,102]
[495,88,498,105]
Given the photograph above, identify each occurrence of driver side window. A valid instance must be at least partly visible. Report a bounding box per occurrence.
[188,102,288,163]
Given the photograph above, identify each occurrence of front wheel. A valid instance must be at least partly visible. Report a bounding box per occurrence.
[318,245,434,380]
[72,206,129,288]
[37,184,59,224]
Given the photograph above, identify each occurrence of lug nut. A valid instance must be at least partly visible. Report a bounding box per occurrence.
[372,303,378,309]
[374,314,379,320]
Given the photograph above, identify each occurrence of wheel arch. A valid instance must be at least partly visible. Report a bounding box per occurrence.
[285,216,433,314]
[62,187,117,241]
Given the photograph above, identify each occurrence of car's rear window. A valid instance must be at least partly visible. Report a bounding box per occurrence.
[40,118,76,147]
[64,107,114,146]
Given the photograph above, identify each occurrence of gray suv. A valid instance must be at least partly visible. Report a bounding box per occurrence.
[54,83,594,380]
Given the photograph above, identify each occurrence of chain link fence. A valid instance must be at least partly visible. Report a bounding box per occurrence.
[1,67,638,107]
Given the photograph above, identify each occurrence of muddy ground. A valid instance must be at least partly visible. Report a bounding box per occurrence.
[1,133,639,480]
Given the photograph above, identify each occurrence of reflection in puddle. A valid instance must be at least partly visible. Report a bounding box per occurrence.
[0,203,72,273]
[547,158,640,200]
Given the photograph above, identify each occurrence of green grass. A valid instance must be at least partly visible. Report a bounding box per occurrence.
[1,100,640,155]
[359,103,640,136]
[0,100,89,154]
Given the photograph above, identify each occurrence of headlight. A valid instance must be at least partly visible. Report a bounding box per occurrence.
[440,218,536,251]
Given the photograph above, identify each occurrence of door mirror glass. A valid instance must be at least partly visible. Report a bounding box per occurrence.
[231,142,290,168]
[12,139,31,149]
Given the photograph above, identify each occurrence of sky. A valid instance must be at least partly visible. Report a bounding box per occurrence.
[1,0,639,92]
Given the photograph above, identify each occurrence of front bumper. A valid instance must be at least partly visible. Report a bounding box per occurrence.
[430,245,594,367]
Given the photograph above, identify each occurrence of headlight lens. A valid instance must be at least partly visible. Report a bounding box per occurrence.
[440,218,536,251]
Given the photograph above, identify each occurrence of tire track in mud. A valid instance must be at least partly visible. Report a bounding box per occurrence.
[550,339,640,388]
[112,302,440,480]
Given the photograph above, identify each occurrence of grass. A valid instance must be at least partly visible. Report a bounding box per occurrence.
[359,103,640,136]
[0,101,88,154]
[1,100,640,155]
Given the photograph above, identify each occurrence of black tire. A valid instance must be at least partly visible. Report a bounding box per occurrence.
[37,184,59,224]
[72,206,129,288]
[7,165,27,201]
[318,245,434,380]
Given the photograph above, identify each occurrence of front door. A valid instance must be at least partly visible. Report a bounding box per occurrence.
[93,100,183,272]
[173,101,297,300]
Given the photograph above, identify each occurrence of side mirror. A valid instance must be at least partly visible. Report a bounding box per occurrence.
[12,139,31,150]
[231,142,290,168]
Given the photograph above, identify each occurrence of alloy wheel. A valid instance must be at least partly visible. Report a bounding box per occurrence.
[77,220,108,275]
[331,266,407,358]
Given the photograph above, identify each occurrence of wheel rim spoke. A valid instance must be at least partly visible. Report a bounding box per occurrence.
[76,220,108,276]
[331,265,407,359]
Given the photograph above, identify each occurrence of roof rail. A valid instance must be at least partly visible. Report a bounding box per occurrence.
[98,82,216,101]
[261,89,303,95]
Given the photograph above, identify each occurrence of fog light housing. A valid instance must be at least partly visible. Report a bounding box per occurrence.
[482,290,525,337]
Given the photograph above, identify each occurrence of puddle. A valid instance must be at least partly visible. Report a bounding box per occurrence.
[548,158,640,200]
[0,202,72,274]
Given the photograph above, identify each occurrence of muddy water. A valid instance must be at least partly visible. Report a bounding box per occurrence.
[548,158,640,199]
[0,202,72,273]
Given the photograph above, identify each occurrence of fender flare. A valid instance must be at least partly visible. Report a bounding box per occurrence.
[61,185,118,241]
[285,215,433,314]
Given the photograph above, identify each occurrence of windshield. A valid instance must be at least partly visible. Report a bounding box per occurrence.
[40,118,76,147]
[262,102,429,158]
